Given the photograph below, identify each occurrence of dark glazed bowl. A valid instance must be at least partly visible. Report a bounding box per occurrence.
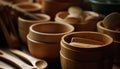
[89,0,120,15]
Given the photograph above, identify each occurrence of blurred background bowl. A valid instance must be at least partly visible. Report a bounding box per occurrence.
[89,0,120,15]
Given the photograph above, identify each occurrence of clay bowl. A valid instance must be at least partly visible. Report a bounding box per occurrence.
[27,35,60,61]
[60,31,113,69]
[97,21,120,42]
[61,31,113,52]
[28,22,74,43]
[15,2,42,13]
[55,11,103,31]
[97,21,120,63]
[18,13,50,44]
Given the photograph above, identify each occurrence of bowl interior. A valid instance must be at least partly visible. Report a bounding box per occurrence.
[63,32,113,47]
[32,23,73,34]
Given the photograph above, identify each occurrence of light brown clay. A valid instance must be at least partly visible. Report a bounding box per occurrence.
[10,49,48,69]
[28,22,74,43]
[0,50,37,69]
[27,35,60,61]
[18,13,50,44]
[55,11,103,31]
[60,31,114,69]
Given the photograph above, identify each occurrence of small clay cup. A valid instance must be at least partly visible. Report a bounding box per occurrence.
[15,2,42,13]
[27,35,60,61]
[55,11,103,31]
[60,31,113,69]
[18,13,50,44]
[28,22,74,43]
[97,21,120,63]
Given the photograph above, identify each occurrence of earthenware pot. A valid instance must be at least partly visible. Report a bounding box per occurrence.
[27,35,60,61]
[55,11,103,31]
[18,13,50,44]
[97,21,120,64]
[60,31,113,69]
[28,22,74,43]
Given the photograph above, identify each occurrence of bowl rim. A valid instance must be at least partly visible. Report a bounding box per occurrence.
[97,21,120,33]
[61,31,113,49]
[18,13,51,22]
[29,22,74,35]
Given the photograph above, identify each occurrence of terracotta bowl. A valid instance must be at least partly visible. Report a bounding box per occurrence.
[27,35,60,61]
[18,13,50,44]
[15,2,42,13]
[97,21,120,63]
[97,21,120,42]
[55,11,103,31]
[28,22,74,43]
[60,31,113,69]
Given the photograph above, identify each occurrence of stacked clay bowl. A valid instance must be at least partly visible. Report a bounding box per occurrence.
[97,12,120,63]
[27,22,74,61]
[60,31,113,69]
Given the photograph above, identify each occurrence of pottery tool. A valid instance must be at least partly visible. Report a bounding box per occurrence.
[0,50,37,69]
[10,49,48,69]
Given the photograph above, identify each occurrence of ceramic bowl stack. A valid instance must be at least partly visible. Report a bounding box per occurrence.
[27,22,74,61]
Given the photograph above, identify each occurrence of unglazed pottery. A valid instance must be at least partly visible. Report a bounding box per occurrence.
[27,34,60,61]
[28,22,74,43]
[60,31,113,69]
[18,13,50,44]
[97,21,120,64]
[55,11,103,31]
